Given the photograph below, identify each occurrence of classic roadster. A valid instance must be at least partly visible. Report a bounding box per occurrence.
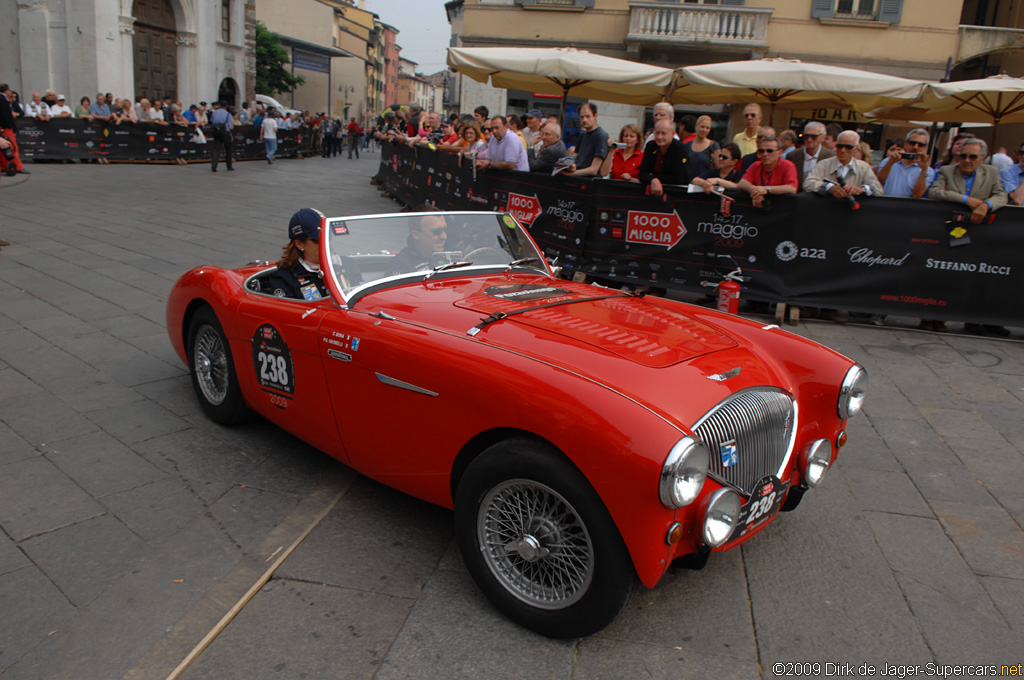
[166,211,867,638]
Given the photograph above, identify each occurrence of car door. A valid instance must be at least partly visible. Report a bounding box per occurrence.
[317,308,476,508]
[228,289,348,462]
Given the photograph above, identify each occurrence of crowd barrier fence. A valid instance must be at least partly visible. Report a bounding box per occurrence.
[377,141,1024,327]
[13,118,312,162]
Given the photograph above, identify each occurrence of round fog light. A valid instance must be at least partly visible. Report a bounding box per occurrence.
[802,438,832,488]
[703,488,741,547]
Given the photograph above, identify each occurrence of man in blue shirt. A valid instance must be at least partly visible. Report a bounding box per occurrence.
[183,105,198,124]
[567,102,609,177]
[876,128,935,198]
[476,116,529,172]
[88,92,111,122]
[999,142,1024,206]
[208,101,234,172]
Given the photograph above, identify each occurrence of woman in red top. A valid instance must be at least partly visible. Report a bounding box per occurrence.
[599,123,643,181]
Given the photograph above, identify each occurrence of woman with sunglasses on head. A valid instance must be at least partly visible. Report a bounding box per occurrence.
[682,115,719,179]
[692,142,744,193]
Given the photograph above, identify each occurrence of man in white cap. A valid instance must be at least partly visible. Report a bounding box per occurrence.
[50,95,73,118]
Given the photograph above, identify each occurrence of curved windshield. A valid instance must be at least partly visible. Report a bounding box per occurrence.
[324,211,548,302]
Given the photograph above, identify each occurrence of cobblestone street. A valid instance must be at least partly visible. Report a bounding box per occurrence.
[1,154,1022,679]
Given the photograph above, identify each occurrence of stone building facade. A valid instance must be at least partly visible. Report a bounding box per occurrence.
[1,0,256,108]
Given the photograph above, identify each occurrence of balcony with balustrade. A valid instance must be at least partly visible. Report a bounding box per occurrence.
[626,2,772,60]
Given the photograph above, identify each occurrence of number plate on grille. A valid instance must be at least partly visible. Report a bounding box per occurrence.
[733,475,788,541]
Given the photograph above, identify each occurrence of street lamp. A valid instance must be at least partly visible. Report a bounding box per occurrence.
[338,85,355,119]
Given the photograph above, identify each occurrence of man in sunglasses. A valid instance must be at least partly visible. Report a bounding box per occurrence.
[930,138,1006,223]
[876,129,935,198]
[737,136,798,208]
[788,121,834,190]
[733,103,762,157]
[386,207,450,276]
[929,138,1009,336]
[740,126,775,171]
[804,130,883,198]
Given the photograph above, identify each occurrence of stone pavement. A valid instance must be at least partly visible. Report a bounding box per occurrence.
[1,154,1022,680]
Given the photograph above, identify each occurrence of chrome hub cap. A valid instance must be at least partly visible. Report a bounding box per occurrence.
[478,479,594,610]
[194,325,228,406]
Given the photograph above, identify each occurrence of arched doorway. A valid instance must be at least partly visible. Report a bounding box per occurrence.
[218,78,238,108]
[133,0,178,102]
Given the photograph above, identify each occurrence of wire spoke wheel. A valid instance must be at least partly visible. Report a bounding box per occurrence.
[187,306,247,425]
[478,479,594,610]
[193,325,229,406]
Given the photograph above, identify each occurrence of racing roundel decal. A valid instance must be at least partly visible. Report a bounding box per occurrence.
[252,324,295,396]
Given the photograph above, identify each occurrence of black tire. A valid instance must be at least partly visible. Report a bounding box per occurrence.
[454,438,637,638]
[187,305,248,425]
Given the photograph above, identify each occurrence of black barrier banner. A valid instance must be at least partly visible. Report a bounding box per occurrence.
[375,142,1024,326]
[15,119,310,161]
[586,181,797,297]
[476,171,590,275]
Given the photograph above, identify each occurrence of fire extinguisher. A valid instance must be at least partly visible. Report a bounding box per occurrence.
[716,268,744,315]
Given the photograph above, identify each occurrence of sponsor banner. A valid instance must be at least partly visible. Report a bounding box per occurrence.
[375,141,1024,326]
[586,180,796,297]
[15,119,311,161]
[476,172,590,275]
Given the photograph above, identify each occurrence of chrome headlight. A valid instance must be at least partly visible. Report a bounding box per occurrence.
[703,488,741,547]
[659,436,709,509]
[801,438,832,488]
[838,365,868,419]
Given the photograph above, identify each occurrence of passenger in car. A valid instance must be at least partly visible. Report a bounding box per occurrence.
[386,205,449,275]
[266,208,334,300]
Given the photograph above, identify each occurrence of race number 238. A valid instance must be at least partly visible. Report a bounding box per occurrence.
[746,491,776,526]
[251,324,295,395]
[257,351,289,387]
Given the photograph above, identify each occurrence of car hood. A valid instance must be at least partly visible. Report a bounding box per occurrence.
[355,275,817,428]
[452,280,736,368]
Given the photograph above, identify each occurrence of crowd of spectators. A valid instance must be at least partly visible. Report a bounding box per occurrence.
[2,85,375,160]
[369,98,1020,336]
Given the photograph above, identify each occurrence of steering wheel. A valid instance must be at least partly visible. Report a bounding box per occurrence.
[463,247,507,265]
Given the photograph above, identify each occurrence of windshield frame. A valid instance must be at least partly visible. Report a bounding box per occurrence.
[319,211,552,309]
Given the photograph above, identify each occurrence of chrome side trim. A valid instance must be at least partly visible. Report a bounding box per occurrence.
[375,372,439,397]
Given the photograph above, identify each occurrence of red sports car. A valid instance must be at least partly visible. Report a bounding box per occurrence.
[166,211,867,638]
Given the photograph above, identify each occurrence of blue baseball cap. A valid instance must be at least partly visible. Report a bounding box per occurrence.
[288,208,325,242]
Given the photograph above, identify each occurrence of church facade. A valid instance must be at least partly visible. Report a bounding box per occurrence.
[1,0,256,107]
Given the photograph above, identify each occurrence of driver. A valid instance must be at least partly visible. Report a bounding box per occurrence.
[385,205,449,275]
[266,208,332,300]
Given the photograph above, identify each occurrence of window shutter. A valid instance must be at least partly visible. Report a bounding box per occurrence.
[878,0,903,23]
[722,0,745,6]
[810,0,834,19]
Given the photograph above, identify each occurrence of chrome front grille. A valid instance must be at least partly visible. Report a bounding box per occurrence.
[693,388,796,496]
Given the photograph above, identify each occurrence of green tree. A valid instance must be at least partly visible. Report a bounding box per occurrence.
[255,21,305,95]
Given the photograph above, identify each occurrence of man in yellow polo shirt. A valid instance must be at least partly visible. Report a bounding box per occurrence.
[733,103,762,157]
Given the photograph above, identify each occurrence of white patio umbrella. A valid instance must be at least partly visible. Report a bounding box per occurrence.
[447,46,677,120]
[672,57,928,123]
[869,74,1024,126]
